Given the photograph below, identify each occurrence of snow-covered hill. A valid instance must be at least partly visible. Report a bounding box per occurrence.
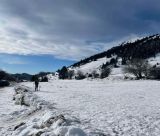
[64,34,160,79]
[45,34,160,80]
[47,73,59,80]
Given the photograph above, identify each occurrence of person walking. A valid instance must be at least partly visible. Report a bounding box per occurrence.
[35,77,39,91]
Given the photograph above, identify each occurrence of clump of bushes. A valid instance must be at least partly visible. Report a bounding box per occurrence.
[31,75,48,82]
[100,67,111,79]
[0,80,10,87]
[40,76,48,82]
[110,58,118,67]
[58,66,75,79]
[68,70,74,79]
[123,59,150,79]
[148,67,160,79]
[92,70,99,78]
[75,71,86,80]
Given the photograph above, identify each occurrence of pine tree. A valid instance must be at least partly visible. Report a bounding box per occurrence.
[59,66,68,79]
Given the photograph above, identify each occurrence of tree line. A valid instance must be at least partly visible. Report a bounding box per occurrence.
[58,65,111,80]
[58,57,160,80]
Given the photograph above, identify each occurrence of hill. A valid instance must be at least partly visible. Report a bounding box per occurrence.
[56,34,160,80]
[71,34,160,67]
[12,73,33,81]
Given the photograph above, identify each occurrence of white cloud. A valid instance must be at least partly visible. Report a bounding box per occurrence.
[0,1,150,61]
[0,15,100,61]
[0,22,142,61]
[0,36,99,61]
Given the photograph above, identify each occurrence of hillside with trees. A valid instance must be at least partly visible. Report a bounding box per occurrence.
[71,34,160,67]
[56,34,160,80]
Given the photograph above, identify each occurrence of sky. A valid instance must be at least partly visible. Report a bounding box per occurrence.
[0,0,160,74]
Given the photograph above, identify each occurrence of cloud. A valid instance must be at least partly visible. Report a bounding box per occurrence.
[0,0,160,60]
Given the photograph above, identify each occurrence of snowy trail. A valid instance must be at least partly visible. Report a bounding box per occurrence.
[24,80,160,135]
[0,87,25,128]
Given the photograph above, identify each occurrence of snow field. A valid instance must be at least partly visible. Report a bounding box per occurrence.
[24,80,160,135]
[1,79,160,135]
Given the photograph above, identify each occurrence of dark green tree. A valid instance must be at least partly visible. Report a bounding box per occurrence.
[100,67,111,79]
[0,70,7,80]
[59,66,68,79]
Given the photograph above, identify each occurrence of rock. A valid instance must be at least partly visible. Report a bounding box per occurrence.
[14,122,25,130]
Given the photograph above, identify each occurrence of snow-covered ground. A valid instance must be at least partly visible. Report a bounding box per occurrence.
[70,57,109,74]
[0,85,86,136]
[0,87,26,130]
[1,80,160,135]
[19,79,160,136]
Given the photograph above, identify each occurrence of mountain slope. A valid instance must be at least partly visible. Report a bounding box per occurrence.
[67,34,160,78]
[71,34,160,67]
[12,73,33,81]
